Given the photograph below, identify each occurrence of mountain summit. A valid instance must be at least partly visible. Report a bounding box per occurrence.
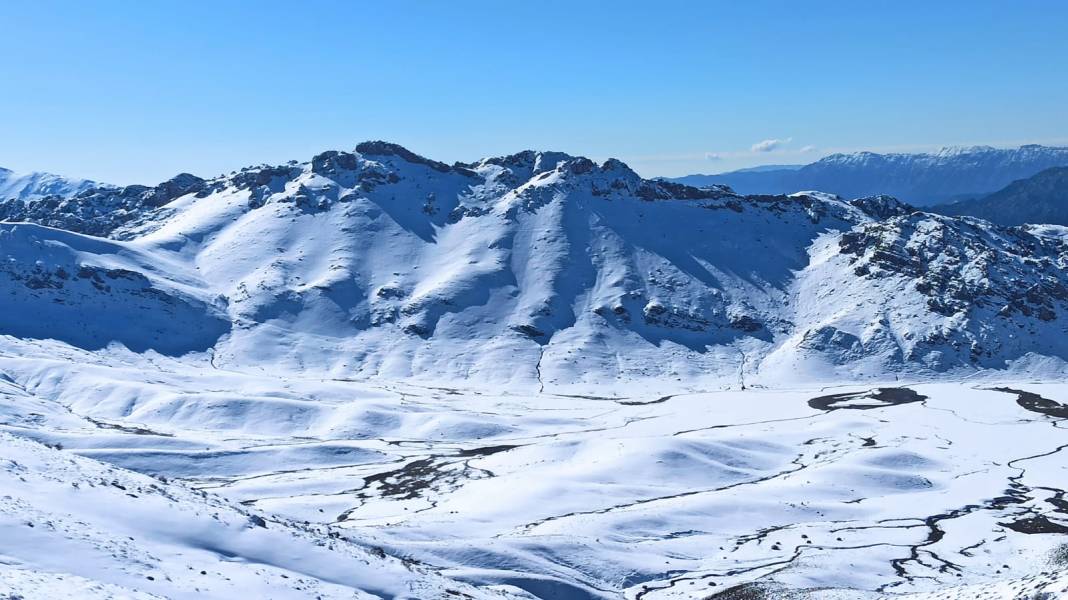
[0,166,103,201]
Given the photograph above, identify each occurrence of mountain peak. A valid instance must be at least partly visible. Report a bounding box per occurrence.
[474,150,579,175]
[0,167,103,202]
[145,173,207,206]
[600,157,635,174]
[353,141,457,173]
[847,194,914,219]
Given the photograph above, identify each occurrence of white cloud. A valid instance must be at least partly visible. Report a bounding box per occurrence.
[704,152,722,161]
[800,145,817,153]
[751,137,792,153]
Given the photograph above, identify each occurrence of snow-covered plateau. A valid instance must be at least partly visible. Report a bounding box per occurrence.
[1,143,1067,599]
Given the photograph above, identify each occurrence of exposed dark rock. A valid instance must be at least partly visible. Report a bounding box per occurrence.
[0,173,205,237]
[848,194,914,219]
[355,141,456,174]
[511,324,546,339]
[311,150,361,176]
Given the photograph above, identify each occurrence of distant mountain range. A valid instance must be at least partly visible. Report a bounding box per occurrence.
[672,145,1068,206]
[934,166,1068,226]
[0,167,103,201]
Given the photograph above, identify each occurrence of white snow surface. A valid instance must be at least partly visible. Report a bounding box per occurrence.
[0,166,100,201]
[0,346,1066,598]
[0,427,525,600]
[1,144,1068,598]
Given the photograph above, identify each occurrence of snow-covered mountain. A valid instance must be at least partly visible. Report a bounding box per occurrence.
[4,142,1068,599]
[673,144,1068,206]
[935,166,1068,226]
[0,166,102,201]
[3,142,1068,387]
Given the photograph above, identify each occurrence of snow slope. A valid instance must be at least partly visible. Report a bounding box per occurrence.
[0,222,229,353]
[0,428,527,599]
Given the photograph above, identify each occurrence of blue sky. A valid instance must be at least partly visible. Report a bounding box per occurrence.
[2,1,1067,184]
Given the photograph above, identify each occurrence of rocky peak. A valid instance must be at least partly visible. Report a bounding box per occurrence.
[848,194,914,220]
[146,173,206,206]
[226,164,303,192]
[311,150,362,176]
[354,141,459,174]
[600,158,634,173]
[477,150,576,176]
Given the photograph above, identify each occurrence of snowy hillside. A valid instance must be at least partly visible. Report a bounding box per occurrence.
[0,223,230,353]
[0,166,102,201]
[673,144,1068,206]
[0,430,525,599]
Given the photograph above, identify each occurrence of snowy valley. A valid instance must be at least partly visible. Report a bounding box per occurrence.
[1,143,1067,599]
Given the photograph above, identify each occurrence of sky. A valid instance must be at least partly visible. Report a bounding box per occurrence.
[1,1,1067,184]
